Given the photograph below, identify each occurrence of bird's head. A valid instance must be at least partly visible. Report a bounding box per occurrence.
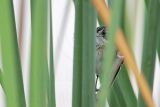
[96,26,107,39]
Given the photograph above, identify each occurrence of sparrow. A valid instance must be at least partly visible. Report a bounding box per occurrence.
[96,26,124,91]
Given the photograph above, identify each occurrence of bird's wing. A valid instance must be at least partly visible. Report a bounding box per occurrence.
[110,53,124,85]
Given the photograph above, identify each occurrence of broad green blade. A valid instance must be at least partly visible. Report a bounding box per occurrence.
[97,1,136,106]
[29,0,48,107]
[108,66,137,107]
[48,0,56,106]
[96,0,123,106]
[72,0,97,107]
[108,81,127,107]
[156,5,160,60]
[121,0,134,48]
[0,69,1,84]
[81,0,97,107]
[0,1,26,107]
[0,69,3,89]
[112,2,137,106]
[116,66,137,107]
[0,69,5,92]
[145,0,150,9]
[138,0,159,106]
[108,90,121,107]
[72,0,83,107]
[0,69,6,95]
[44,57,50,107]
[157,32,160,59]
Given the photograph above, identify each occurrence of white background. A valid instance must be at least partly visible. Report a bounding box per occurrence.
[0,0,160,107]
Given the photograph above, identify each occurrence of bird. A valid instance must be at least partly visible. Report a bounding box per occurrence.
[95,26,124,91]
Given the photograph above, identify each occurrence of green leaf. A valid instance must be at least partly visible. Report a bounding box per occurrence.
[108,1,137,105]
[96,0,124,106]
[29,0,48,107]
[108,65,137,107]
[157,31,160,59]
[121,0,134,48]
[0,0,26,107]
[81,1,97,107]
[138,0,160,106]
[0,69,3,88]
[72,0,97,107]
[156,5,160,60]
[72,1,83,107]
[145,0,150,9]
[116,66,137,107]
[0,69,5,92]
[48,0,56,106]
[108,90,122,107]
[109,81,127,107]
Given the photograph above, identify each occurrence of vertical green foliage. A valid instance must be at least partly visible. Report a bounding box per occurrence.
[0,69,5,92]
[109,81,127,107]
[96,0,123,106]
[72,0,83,107]
[116,66,137,107]
[138,0,159,106]
[108,63,137,107]
[108,0,137,106]
[121,0,134,48]
[157,30,160,59]
[72,0,96,107]
[145,0,150,9]
[29,0,48,107]
[48,0,56,106]
[0,69,2,84]
[0,0,26,107]
[81,0,97,107]
[156,3,160,59]
[109,91,123,107]
[44,57,49,107]
[0,69,3,89]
